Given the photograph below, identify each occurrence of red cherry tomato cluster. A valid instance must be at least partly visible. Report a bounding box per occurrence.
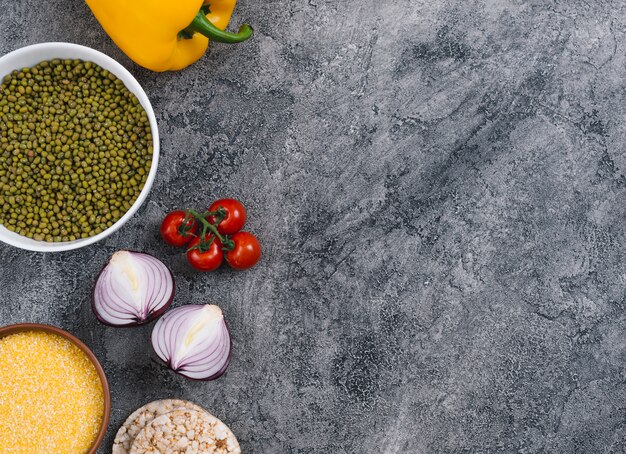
[160,199,261,272]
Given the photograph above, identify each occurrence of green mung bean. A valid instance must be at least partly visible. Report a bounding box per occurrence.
[0,60,153,242]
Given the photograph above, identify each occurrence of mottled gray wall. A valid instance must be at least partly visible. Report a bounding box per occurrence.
[2,0,626,452]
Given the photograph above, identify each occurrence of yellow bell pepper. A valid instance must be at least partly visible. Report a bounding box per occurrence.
[84,0,253,72]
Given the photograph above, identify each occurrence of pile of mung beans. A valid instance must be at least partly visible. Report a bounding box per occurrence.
[0,59,153,242]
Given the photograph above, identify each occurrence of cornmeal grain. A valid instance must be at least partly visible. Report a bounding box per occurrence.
[0,331,104,454]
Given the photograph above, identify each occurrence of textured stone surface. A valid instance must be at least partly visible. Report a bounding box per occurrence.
[2,0,626,452]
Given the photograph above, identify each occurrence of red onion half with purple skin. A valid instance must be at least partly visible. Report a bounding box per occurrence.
[151,304,232,381]
[92,251,175,327]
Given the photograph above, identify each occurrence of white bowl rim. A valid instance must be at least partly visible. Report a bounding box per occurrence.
[0,42,159,252]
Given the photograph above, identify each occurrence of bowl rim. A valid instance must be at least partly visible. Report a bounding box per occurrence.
[0,42,159,252]
[0,323,111,453]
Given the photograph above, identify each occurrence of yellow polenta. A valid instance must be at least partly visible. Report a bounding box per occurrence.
[0,331,104,453]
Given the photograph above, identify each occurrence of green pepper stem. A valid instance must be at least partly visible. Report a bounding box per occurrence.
[182,11,253,44]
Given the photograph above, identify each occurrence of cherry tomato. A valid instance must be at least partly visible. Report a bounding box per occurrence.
[225,231,261,270]
[186,235,223,271]
[207,199,247,235]
[161,211,197,247]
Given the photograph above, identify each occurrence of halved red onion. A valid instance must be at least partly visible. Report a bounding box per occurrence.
[92,250,175,327]
[151,304,232,381]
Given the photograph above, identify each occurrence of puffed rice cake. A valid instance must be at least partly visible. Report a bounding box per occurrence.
[129,409,241,454]
[113,399,207,454]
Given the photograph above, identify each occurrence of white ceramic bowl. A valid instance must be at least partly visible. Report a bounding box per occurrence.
[0,42,159,252]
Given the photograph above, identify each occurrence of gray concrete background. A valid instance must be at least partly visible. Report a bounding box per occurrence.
[1,0,626,452]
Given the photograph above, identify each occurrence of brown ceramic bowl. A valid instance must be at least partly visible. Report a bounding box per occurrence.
[0,323,111,453]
